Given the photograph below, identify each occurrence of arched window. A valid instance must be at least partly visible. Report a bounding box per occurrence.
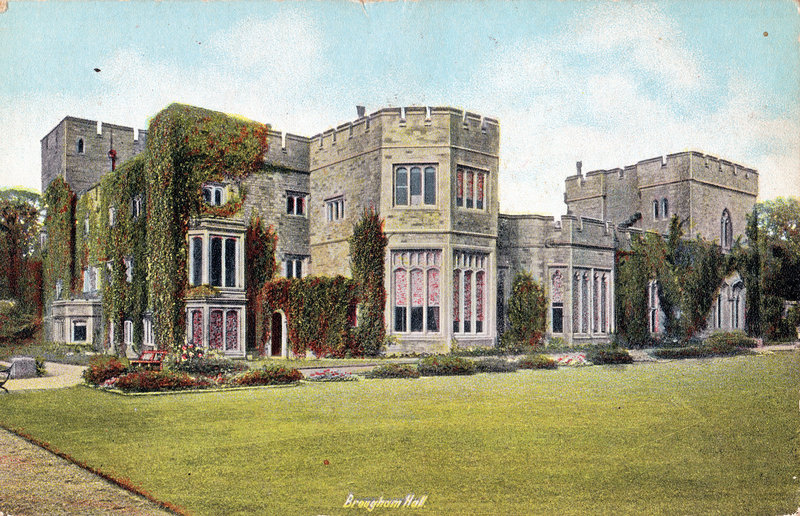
[661,198,669,219]
[721,209,732,250]
[76,138,84,154]
[652,200,659,219]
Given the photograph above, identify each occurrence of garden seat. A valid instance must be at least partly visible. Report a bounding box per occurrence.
[130,350,168,371]
[0,365,10,393]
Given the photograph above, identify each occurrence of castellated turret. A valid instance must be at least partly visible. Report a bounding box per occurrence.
[41,117,147,194]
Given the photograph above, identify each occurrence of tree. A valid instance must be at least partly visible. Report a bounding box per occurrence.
[0,188,42,300]
[349,208,388,356]
[506,272,547,348]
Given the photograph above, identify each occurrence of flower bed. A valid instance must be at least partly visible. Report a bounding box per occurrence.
[305,369,357,382]
[364,363,420,379]
[113,370,215,393]
[553,353,589,367]
[83,356,128,385]
[230,364,303,386]
[472,357,519,373]
[517,354,558,370]
[586,347,633,365]
[417,355,475,376]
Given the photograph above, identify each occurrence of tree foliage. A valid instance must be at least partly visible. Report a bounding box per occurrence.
[506,272,547,348]
[349,208,388,356]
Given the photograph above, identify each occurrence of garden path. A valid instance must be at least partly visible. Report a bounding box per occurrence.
[0,428,173,515]
[0,361,86,391]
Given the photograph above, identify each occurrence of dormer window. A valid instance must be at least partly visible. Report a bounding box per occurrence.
[203,184,225,206]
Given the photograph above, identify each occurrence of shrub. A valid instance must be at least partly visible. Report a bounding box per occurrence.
[652,346,712,359]
[706,330,757,350]
[230,364,302,386]
[518,354,558,370]
[365,363,420,379]
[472,357,519,373]
[114,370,212,392]
[83,355,128,385]
[306,369,357,382]
[34,356,46,377]
[506,272,547,349]
[418,355,476,376]
[586,347,634,365]
[171,357,248,377]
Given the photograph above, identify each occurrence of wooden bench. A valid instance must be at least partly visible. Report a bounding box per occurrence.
[0,365,11,393]
[130,350,168,371]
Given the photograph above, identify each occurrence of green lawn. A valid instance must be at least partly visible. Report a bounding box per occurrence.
[0,353,798,515]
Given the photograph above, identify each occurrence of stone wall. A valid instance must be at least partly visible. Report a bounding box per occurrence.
[41,117,147,194]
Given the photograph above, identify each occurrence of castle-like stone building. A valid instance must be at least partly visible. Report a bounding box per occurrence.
[41,107,757,355]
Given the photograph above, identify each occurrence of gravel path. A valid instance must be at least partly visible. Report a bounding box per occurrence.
[0,428,173,516]
[1,361,86,391]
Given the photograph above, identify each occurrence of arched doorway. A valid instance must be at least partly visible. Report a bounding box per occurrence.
[270,311,286,357]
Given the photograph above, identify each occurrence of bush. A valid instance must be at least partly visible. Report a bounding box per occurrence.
[113,370,212,392]
[586,347,634,365]
[472,357,519,373]
[365,363,420,379]
[230,364,303,386]
[418,355,475,376]
[306,369,357,382]
[83,355,128,385]
[652,346,712,359]
[706,330,757,350]
[171,357,248,377]
[518,354,558,370]
[34,356,46,377]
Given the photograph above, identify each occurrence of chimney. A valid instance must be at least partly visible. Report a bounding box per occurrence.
[576,161,583,177]
[356,105,366,118]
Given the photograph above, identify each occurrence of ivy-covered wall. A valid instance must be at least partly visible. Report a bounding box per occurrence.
[42,176,76,304]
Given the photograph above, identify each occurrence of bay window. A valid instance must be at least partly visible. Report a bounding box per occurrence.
[453,251,487,334]
[392,250,441,333]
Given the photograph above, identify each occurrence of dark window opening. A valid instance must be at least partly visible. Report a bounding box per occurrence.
[210,237,222,286]
[410,307,424,332]
[552,303,564,333]
[427,307,439,332]
[394,307,407,332]
[191,237,202,286]
[424,166,436,205]
[225,238,236,287]
[73,322,87,342]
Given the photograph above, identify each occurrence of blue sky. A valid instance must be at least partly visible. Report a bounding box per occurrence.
[1,0,798,215]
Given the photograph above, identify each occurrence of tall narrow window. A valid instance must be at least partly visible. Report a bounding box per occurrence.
[551,270,564,334]
[427,268,440,332]
[661,198,669,219]
[225,238,236,287]
[476,271,485,333]
[600,274,608,333]
[716,293,722,328]
[410,269,424,331]
[581,272,589,333]
[76,138,85,154]
[652,200,659,220]
[456,169,464,207]
[721,209,732,251]
[124,320,133,346]
[191,237,203,286]
[191,310,203,346]
[225,311,238,351]
[410,166,422,205]
[476,173,485,210]
[209,310,223,349]
[395,167,408,205]
[424,166,436,205]
[210,237,222,287]
[466,171,474,209]
[394,269,407,332]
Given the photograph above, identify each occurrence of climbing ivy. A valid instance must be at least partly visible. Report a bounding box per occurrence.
[245,212,277,353]
[144,104,269,352]
[349,208,388,356]
[505,271,547,348]
[260,276,359,357]
[42,177,76,304]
